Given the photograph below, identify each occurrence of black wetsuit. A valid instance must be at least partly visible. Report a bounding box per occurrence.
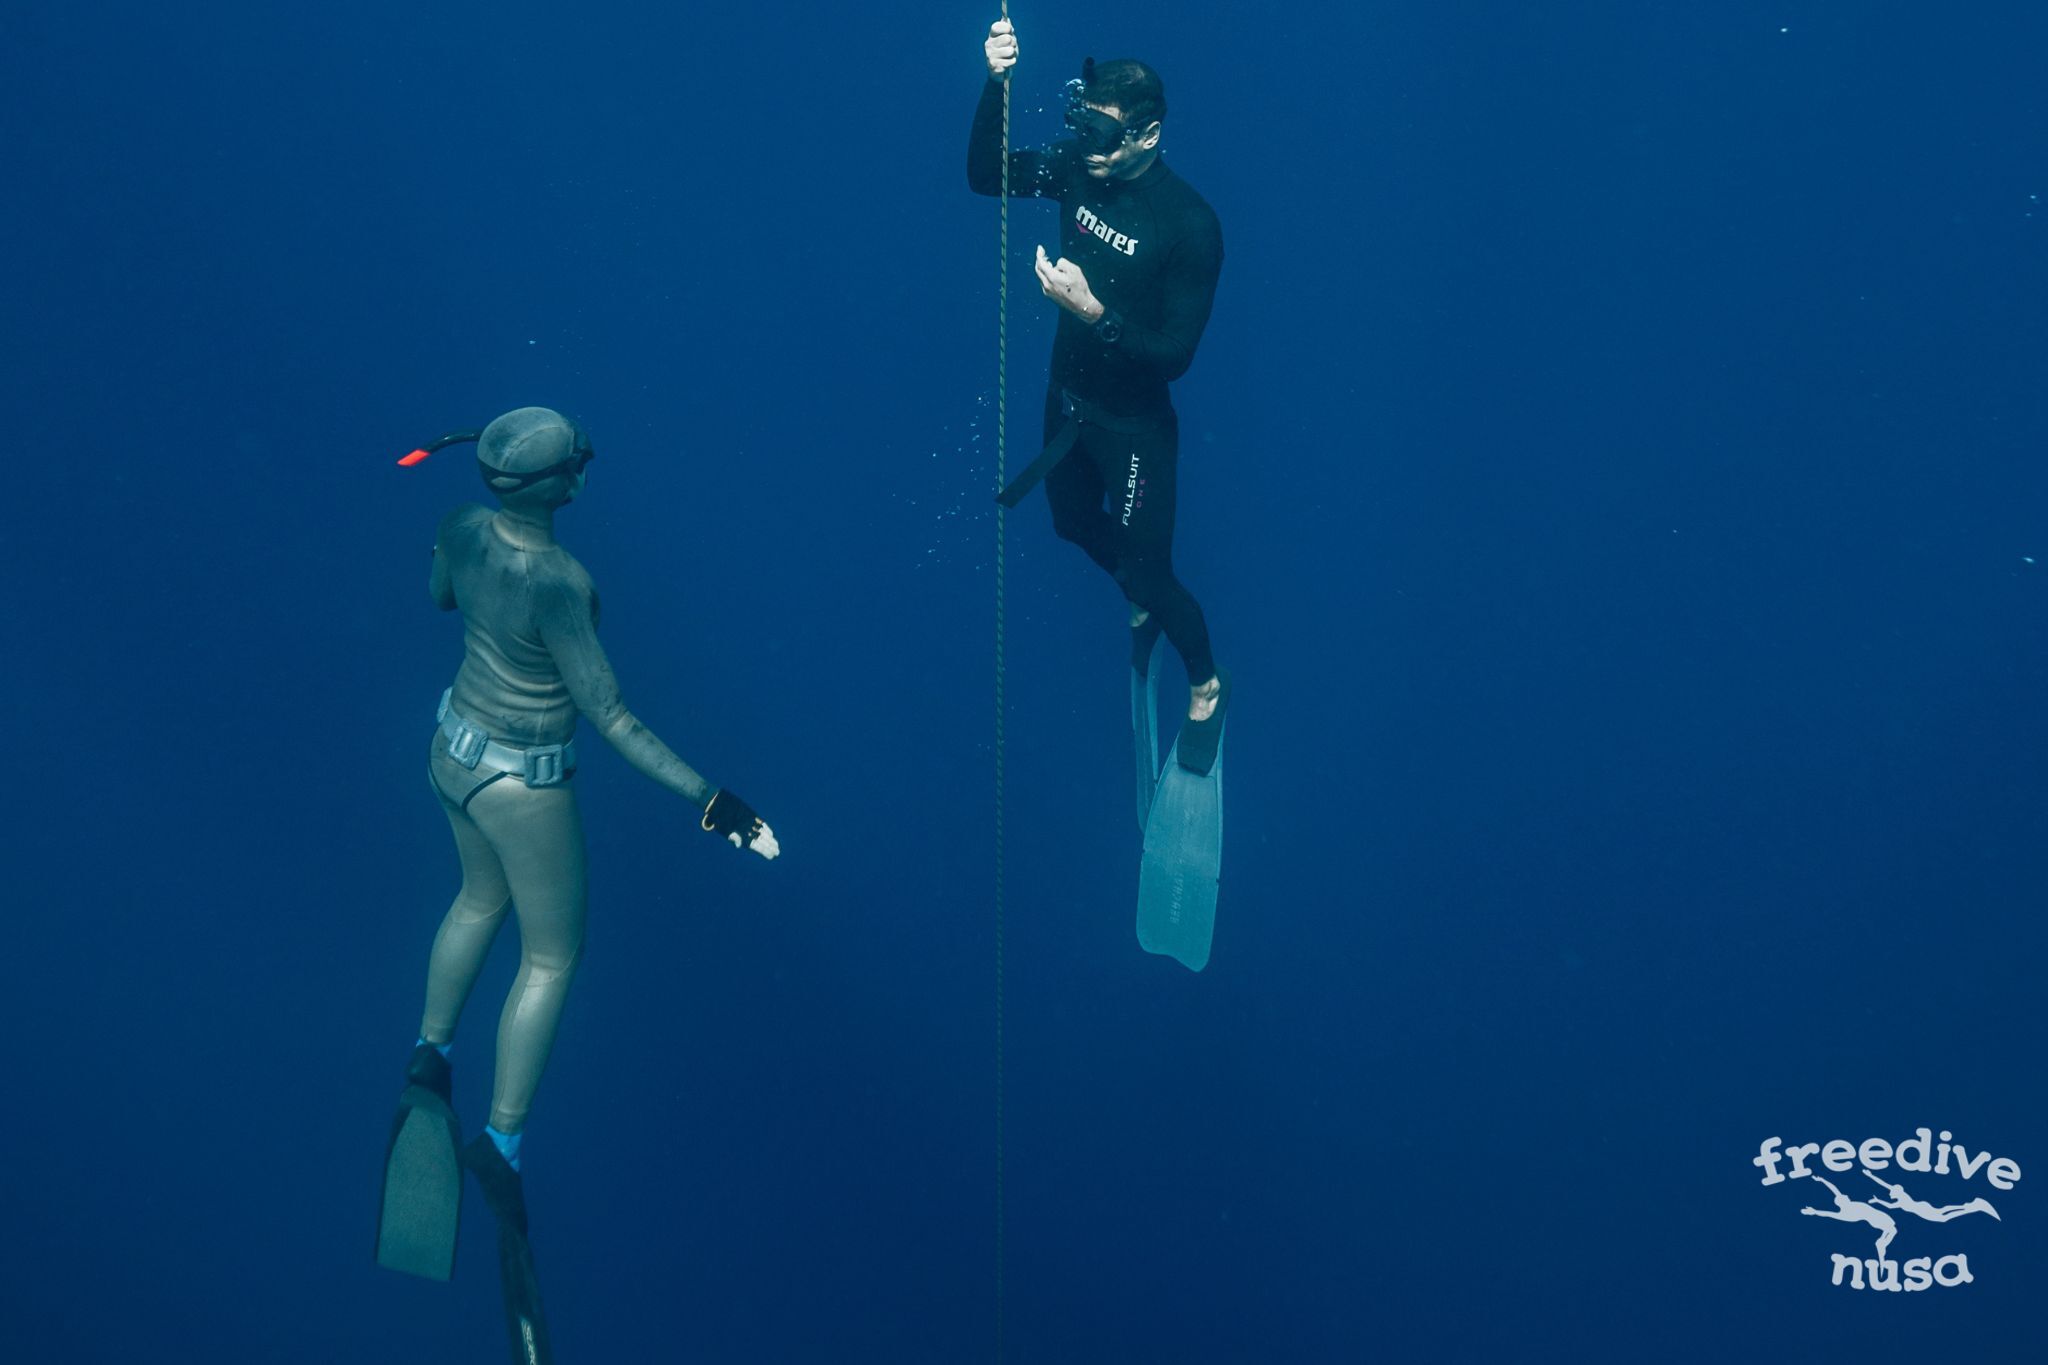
[967,77,1225,684]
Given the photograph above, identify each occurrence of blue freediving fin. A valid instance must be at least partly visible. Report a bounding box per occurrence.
[375,1047,463,1281]
[1135,709,1225,972]
[1131,625,1164,831]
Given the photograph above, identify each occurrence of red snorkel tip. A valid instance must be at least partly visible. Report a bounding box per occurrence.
[398,428,483,470]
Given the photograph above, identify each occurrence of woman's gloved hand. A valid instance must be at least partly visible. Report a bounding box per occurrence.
[702,789,780,860]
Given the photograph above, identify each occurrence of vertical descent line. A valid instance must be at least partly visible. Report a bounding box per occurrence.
[994,5,1010,1362]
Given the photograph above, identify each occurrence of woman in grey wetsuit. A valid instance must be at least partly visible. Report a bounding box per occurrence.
[406,405,777,1177]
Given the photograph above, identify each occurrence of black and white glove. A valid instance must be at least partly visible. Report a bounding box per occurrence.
[702,789,779,859]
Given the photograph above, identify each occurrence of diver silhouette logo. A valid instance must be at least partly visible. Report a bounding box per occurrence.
[1866,1171,2001,1224]
[1755,1129,2019,1292]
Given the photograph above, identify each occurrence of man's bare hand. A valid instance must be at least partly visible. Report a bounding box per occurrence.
[986,19,1019,78]
[1035,245,1105,322]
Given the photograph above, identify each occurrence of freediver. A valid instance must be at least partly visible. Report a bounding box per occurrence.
[1863,1169,2001,1222]
[971,18,1231,773]
[1800,1176,1900,1264]
[376,407,779,1330]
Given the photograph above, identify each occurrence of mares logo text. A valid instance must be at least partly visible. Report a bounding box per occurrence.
[1075,205,1139,256]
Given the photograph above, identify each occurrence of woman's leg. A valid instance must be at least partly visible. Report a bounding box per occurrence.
[461,777,589,1136]
[419,770,515,1047]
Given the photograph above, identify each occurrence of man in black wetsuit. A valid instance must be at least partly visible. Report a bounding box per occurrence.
[970,18,1230,771]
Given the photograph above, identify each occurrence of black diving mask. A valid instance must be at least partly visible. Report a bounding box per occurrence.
[1064,77,1135,155]
[481,430,595,491]
[394,426,596,488]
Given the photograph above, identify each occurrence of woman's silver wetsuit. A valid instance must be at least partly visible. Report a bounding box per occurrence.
[419,499,713,1135]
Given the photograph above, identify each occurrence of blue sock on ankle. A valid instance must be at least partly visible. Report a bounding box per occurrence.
[486,1124,523,1172]
[415,1036,452,1059]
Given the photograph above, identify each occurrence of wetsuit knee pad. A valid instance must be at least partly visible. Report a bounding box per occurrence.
[519,942,584,987]
[1113,557,1176,608]
[1046,499,1096,546]
[450,891,513,925]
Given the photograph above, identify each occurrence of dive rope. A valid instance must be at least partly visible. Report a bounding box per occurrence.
[994,8,1010,1361]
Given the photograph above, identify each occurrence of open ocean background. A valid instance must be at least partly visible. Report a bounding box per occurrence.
[4,2,2044,1360]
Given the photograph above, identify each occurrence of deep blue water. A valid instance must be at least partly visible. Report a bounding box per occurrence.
[4,2,2045,1361]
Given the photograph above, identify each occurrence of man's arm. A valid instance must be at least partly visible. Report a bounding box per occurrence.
[967,79,1067,198]
[967,18,1064,199]
[1096,216,1224,383]
[537,574,715,810]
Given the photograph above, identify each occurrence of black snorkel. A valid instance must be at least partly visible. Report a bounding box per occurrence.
[397,431,483,468]
[397,425,596,489]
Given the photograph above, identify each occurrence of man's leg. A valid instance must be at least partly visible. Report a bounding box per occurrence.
[1109,411,1217,714]
[1042,393,1120,574]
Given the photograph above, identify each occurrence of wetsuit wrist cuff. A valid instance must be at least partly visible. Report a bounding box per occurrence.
[703,789,762,844]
